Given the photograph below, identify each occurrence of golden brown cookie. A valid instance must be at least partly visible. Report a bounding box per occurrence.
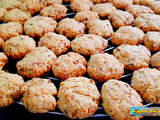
[112,0,133,9]
[44,0,63,5]
[2,35,36,59]
[16,47,57,78]
[38,32,70,56]
[0,52,8,70]
[101,79,143,120]
[52,52,87,80]
[0,38,4,50]
[0,0,22,10]
[139,0,155,6]
[57,77,101,119]
[89,0,107,4]
[0,8,7,22]
[149,1,160,15]
[132,0,139,4]
[151,52,160,71]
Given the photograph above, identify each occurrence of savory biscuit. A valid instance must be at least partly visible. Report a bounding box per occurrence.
[89,0,107,4]
[113,44,151,71]
[38,32,70,56]
[151,52,160,71]
[2,35,36,59]
[101,80,143,120]
[0,38,4,49]
[57,77,101,119]
[52,52,87,80]
[111,26,145,45]
[0,70,24,107]
[16,47,57,78]
[24,16,57,38]
[0,52,8,70]
[139,0,155,6]
[71,34,108,56]
[149,1,160,15]
[0,8,7,22]
[0,0,22,10]
[112,0,133,9]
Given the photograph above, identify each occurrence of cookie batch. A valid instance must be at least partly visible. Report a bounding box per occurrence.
[0,0,160,120]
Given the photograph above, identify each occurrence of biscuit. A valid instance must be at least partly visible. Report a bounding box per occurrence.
[111,26,145,45]
[57,77,101,119]
[24,16,57,38]
[151,52,160,71]
[113,44,151,71]
[3,9,31,25]
[74,11,100,25]
[101,80,143,120]
[134,13,160,32]
[40,4,67,21]
[131,68,160,104]
[56,18,86,38]
[149,1,160,15]
[71,34,108,56]
[0,52,8,70]
[52,52,87,80]
[45,0,63,5]
[139,0,155,6]
[20,77,57,113]
[0,38,4,50]
[0,22,23,41]
[108,10,134,28]
[112,0,133,9]
[0,8,7,22]
[0,0,22,10]
[144,31,160,52]
[125,5,154,18]
[38,32,70,56]
[89,0,107,4]
[2,35,36,59]
[0,70,24,107]
[16,47,57,78]
[92,3,116,18]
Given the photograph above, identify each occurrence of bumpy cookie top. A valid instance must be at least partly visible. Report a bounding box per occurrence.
[0,52,8,70]
[151,52,160,71]
[0,0,22,10]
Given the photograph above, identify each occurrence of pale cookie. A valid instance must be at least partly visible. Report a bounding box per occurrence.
[2,35,36,59]
[144,31,160,52]
[134,13,160,32]
[108,10,134,28]
[38,32,70,56]
[0,38,4,49]
[151,52,160,71]
[24,16,57,38]
[89,0,107,4]
[0,8,7,22]
[58,77,101,119]
[112,0,133,9]
[139,0,155,6]
[0,22,23,41]
[111,26,145,45]
[101,80,143,120]
[149,1,160,15]
[0,0,22,10]
[52,52,87,80]
[0,70,24,107]
[3,9,31,25]
[131,68,160,104]
[113,44,151,71]
[71,34,108,56]
[56,18,86,38]
[16,47,57,78]
[0,52,8,70]
[40,4,67,21]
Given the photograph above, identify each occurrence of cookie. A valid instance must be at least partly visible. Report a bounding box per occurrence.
[139,0,155,6]
[92,3,116,18]
[112,0,133,9]
[3,8,31,25]
[71,34,108,56]
[151,52,160,71]
[16,47,57,78]
[0,52,8,70]
[20,77,57,113]
[0,70,24,107]
[133,0,139,4]
[89,0,107,4]
[144,31,160,52]
[134,13,160,32]
[45,0,63,5]
[52,52,87,80]
[0,0,22,10]
[111,26,145,45]
[56,18,86,38]
[101,80,143,120]
[0,22,23,41]
[57,77,101,119]
[0,8,7,22]
[131,68,160,104]
[108,10,134,28]
[2,35,36,59]
[0,38,4,50]
[38,32,70,56]
[149,1,160,15]
[40,4,67,21]
[24,16,57,38]
[113,44,151,71]
[125,5,154,18]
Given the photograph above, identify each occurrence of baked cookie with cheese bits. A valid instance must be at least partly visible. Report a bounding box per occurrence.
[0,0,22,10]
[149,1,160,15]
[0,8,7,22]
[151,52,160,71]
[0,52,8,70]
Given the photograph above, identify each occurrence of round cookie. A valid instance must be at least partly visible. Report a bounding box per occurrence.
[139,0,155,6]
[101,80,143,120]
[52,52,87,80]
[3,8,31,25]
[71,34,108,56]
[143,31,160,52]
[57,77,101,119]
[16,47,57,78]
[0,0,22,10]
[0,52,8,70]
[0,38,4,50]
[0,8,7,22]
[112,0,133,9]
[111,26,145,45]
[45,0,63,5]
[2,35,36,59]
[0,70,24,107]
[131,68,160,104]
[149,1,160,15]
[38,32,70,56]
[0,22,23,41]
[24,16,57,38]
[151,52,160,71]
[113,44,151,71]
[56,18,86,38]
[89,0,107,4]
[40,4,67,21]
[108,10,134,28]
